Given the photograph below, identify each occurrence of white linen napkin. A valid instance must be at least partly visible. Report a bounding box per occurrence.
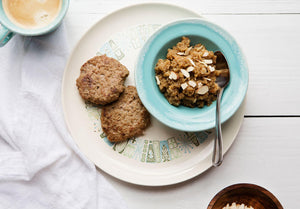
[0,24,127,209]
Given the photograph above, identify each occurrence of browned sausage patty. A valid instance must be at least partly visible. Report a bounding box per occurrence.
[101,86,151,142]
[76,55,129,105]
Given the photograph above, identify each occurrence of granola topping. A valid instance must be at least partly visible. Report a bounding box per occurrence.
[154,37,221,108]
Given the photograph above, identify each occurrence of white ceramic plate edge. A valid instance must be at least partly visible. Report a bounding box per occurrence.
[61,3,246,186]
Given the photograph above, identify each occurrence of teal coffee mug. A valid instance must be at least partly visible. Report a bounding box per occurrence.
[0,0,69,47]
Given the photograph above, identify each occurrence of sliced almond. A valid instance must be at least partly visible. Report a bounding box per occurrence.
[187,66,194,72]
[203,51,209,57]
[205,77,212,81]
[195,45,204,51]
[188,80,197,88]
[184,46,193,55]
[208,65,215,72]
[204,59,213,64]
[155,76,160,85]
[177,52,185,56]
[198,82,203,88]
[169,71,178,80]
[196,85,209,95]
[181,82,188,90]
[198,60,208,67]
[180,69,190,78]
[187,58,196,66]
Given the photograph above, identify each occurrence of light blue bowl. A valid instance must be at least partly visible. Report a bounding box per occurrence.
[135,18,248,132]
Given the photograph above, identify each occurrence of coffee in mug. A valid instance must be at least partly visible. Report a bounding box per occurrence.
[2,0,62,29]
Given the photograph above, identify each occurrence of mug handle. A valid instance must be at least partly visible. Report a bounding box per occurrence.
[0,23,14,47]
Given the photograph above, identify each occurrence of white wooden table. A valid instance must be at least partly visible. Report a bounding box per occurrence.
[65,1,300,208]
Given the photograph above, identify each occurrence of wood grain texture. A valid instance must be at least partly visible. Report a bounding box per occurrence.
[104,117,300,209]
[69,0,300,14]
[64,12,300,115]
[63,2,300,209]
[206,14,300,115]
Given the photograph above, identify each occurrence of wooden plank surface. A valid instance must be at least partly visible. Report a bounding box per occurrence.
[101,117,300,209]
[69,0,300,14]
[1,0,299,209]
[63,1,300,209]
[64,13,300,115]
[206,14,300,116]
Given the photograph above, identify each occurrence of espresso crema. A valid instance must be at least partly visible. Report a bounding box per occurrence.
[2,0,62,29]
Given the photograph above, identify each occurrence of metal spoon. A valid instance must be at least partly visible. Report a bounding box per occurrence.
[212,51,230,167]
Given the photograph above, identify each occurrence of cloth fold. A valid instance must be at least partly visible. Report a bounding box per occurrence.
[0,152,28,180]
[0,24,127,209]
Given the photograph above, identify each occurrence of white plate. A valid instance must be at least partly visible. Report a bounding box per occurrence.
[62,3,246,186]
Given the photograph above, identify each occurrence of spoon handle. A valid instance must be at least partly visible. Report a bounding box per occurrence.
[212,88,224,167]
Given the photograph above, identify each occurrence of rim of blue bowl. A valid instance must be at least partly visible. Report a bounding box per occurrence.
[135,18,249,132]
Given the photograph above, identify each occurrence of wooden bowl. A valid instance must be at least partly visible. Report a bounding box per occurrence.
[207,183,283,209]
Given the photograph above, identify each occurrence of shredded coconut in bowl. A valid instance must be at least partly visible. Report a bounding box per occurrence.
[223,202,254,209]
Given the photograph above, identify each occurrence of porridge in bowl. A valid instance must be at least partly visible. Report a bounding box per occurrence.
[155,37,221,108]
